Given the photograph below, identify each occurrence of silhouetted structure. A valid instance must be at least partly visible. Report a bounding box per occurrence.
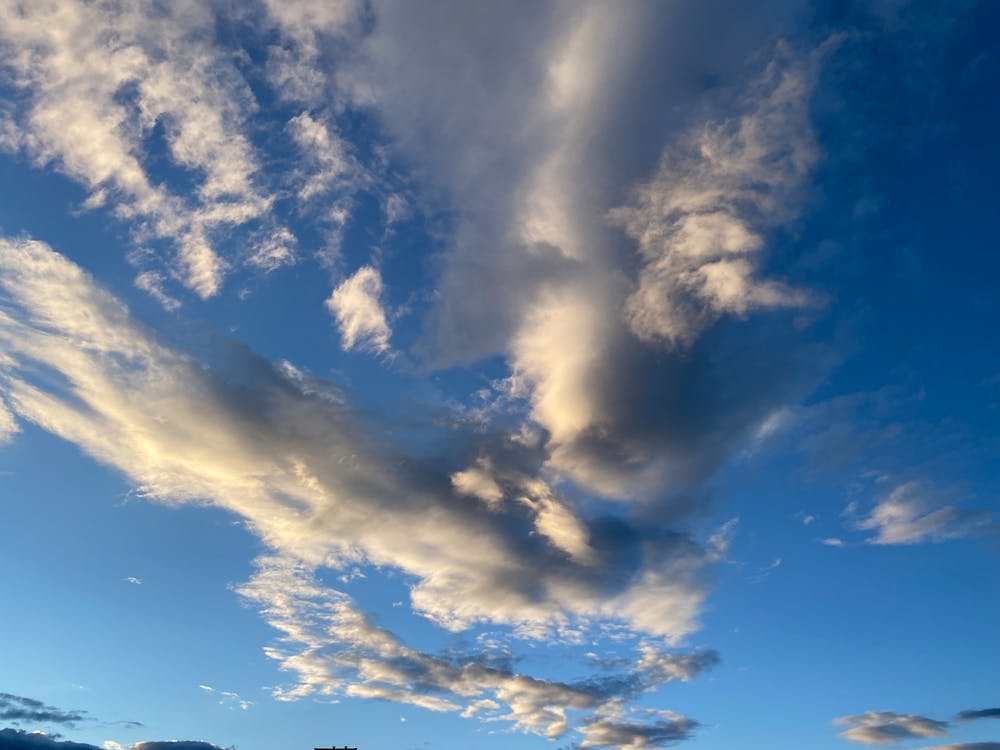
[314,746,356,750]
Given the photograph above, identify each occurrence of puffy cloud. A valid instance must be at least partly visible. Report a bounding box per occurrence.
[0,0,387,300]
[0,695,85,726]
[450,457,505,509]
[509,40,834,499]
[0,238,716,740]
[611,41,825,347]
[858,482,993,545]
[834,711,949,745]
[0,0,284,298]
[361,2,832,500]
[325,265,392,353]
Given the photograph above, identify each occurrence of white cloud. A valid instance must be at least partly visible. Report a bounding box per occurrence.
[507,39,826,497]
[262,0,363,104]
[0,0,291,299]
[0,237,717,740]
[858,482,991,545]
[451,457,505,509]
[288,112,353,202]
[247,227,298,272]
[314,2,828,508]
[326,266,392,353]
[834,711,949,745]
[0,395,18,445]
[133,272,181,312]
[124,577,142,585]
[198,685,252,711]
[611,41,826,347]
[750,557,782,583]
[237,555,709,739]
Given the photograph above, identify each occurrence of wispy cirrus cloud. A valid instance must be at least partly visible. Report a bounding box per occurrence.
[197,686,252,712]
[0,397,17,445]
[236,555,716,738]
[857,482,994,545]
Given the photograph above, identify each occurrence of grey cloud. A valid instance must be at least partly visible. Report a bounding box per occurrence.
[956,709,1000,722]
[0,731,228,750]
[0,695,85,727]
[921,746,1000,750]
[578,716,696,749]
[343,0,833,503]
[835,711,949,745]
[0,730,99,750]
[577,701,698,749]
[236,556,715,740]
[0,237,715,740]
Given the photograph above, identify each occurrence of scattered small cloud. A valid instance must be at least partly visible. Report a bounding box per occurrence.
[0,397,19,446]
[795,511,816,526]
[325,266,392,354]
[124,577,142,586]
[858,482,993,545]
[834,711,948,745]
[0,693,86,727]
[750,558,782,583]
[337,568,366,584]
[197,686,252,712]
[955,708,1000,722]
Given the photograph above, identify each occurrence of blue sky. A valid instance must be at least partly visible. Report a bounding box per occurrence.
[0,2,998,750]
